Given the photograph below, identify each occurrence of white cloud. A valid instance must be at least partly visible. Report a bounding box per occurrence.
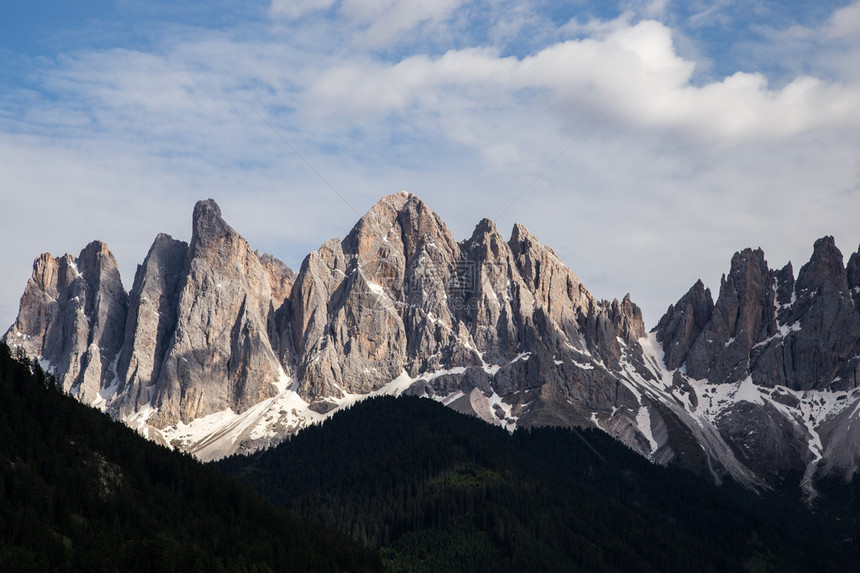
[2,3,860,332]
[342,0,461,29]
[622,0,669,19]
[826,1,860,40]
[270,0,463,46]
[305,18,860,142]
[682,0,751,29]
[270,0,336,19]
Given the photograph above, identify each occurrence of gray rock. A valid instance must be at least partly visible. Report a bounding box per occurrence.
[3,241,128,402]
[775,263,795,307]
[258,252,297,377]
[685,248,776,383]
[655,236,860,487]
[458,218,527,365]
[754,237,860,391]
[291,192,415,399]
[715,401,811,479]
[113,234,187,417]
[509,222,592,344]
[817,390,860,480]
[847,247,860,312]
[654,280,714,370]
[662,237,860,391]
[150,199,284,426]
[259,252,295,311]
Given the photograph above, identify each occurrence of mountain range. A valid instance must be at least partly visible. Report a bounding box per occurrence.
[5,192,860,498]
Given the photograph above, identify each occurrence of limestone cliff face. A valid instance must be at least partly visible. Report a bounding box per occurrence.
[654,280,714,370]
[4,199,298,441]
[113,234,187,418]
[508,222,592,344]
[259,252,297,377]
[292,192,460,406]
[656,237,860,490]
[660,238,860,392]
[287,192,648,426]
[847,247,860,311]
[149,200,285,426]
[682,248,777,384]
[259,252,295,311]
[777,237,860,391]
[3,241,128,402]
[458,218,529,364]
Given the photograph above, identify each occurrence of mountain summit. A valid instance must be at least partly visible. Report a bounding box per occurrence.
[5,195,860,494]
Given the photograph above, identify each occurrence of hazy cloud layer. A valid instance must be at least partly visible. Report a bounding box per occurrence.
[1,1,859,330]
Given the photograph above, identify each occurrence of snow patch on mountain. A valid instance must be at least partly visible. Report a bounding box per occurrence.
[636,406,657,454]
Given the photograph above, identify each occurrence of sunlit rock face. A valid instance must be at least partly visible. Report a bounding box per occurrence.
[4,241,127,403]
[148,199,287,427]
[113,233,187,418]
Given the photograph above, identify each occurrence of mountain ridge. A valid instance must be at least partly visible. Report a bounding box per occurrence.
[5,193,860,495]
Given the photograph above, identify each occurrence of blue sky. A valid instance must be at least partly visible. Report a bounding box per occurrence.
[2,0,860,330]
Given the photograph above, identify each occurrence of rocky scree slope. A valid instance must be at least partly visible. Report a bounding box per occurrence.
[5,193,860,494]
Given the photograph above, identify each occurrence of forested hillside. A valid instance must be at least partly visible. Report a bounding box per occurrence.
[221,396,860,573]
[0,342,382,572]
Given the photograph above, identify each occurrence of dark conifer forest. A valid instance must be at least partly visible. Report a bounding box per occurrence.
[3,338,860,572]
[220,395,860,572]
[0,342,382,572]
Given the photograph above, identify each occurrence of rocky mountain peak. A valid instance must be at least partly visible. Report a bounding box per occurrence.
[112,233,187,418]
[30,252,73,299]
[610,294,647,344]
[3,240,128,402]
[337,194,461,305]
[191,198,231,248]
[145,199,286,427]
[290,193,471,404]
[650,236,860,492]
[258,253,295,310]
[503,222,652,372]
[847,247,860,311]
[795,235,850,299]
[682,246,776,383]
[720,247,774,341]
[772,236,860,392]
[462,218,508,262]
[508,222,594,332]
[654,279,714,370]
[77,240,114,272]
[775,262,795,307]
[397,194,457,256]
[663,236,860,388]
[508,223,538,256]
[341,192,411,256]
[471,217,497,238]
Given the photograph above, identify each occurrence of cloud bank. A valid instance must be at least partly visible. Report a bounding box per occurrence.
[1,1,860,329]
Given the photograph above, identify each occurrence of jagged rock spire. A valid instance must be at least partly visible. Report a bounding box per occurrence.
[149,199,287,426]
[3,241,128,400]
